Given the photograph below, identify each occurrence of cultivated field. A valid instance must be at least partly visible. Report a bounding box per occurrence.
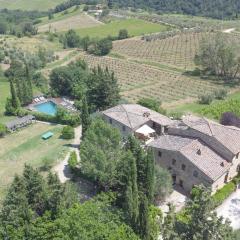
[76,18,169,38]
[0,0,64,11]
[38,13,103,33]
[113,32,212,71]
[77,53,226,104]
[113,31,240,71]
[0,122,71,200]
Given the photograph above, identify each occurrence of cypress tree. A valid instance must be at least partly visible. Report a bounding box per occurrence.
[9,79,20,109]
[46,172,64,218]
[0,175,32,238]
[138,194,150,240]
[126,136,147,194]
[25,63,33,103]
[22,78,30,105]
[145,149,155,203]
[15,78,23,104]
[23,165,46,216]
[81,95,91,138]
[122,151,139,229]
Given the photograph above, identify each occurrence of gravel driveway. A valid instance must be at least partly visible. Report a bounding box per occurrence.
[216,189,240,230]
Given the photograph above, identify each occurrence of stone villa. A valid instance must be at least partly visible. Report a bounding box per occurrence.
[103,104,240,194]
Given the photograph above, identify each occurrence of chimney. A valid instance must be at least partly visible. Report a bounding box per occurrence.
[197,149,201,155]
[220,162,224,167]
[143,112,150,118]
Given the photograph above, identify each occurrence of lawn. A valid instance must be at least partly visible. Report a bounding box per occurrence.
[37,6,86,26]
[0,122,71,200]
[76,18,169,38]
[0,78,10,123]
[0,0,64,11]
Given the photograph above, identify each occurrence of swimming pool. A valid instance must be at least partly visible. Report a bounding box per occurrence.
[34,101,57,116]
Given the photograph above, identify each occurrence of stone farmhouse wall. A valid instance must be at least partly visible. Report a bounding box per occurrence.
[152,147,213,193]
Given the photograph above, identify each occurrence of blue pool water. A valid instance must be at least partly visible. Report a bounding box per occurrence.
[34,101,57,116]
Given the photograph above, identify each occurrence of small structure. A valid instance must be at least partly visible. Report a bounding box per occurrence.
[42,131,54,140]
[135,124,156,144]
[5,115,35,132]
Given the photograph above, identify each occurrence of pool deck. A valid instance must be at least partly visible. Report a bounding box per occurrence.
[27,97,77,113]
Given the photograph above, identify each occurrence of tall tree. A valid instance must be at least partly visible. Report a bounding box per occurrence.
[81,95,91,138]
[80,118,122,189]
[87,66,120,112]
[9,79,20,109]
[145,149,155,203]
[195,33,240,81]
[0,175,32,239]
[23,165,46,216]
[183,185,234,240]
[162,204,180,240]
[125,136,147,194]
[138,194,150,240]
[25,63,33,103]
[46,172,64,218]
[120,151,139,229]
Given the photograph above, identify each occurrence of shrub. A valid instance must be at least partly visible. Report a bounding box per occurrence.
[220,112,240,127]
[118,29,129,40]
[214,89,228,100]
[198,94,214,105]
[0,123,7,137]
[137,97,166,114]
[212,181,236,208]
[0,50,5,62]
[83,5,89,11]
[68,151,78,171]
[200,99,240,120]
[62,126,75,139]
[40,157,54,171]
[87,38,113,56]
[168,111,183,120]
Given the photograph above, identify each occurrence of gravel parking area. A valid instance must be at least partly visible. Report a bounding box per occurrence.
[216,189,240,230]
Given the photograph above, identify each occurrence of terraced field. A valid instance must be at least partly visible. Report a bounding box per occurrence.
[77,53,226,104]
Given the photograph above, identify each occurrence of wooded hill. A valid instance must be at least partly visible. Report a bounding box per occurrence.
[108,0,240,19]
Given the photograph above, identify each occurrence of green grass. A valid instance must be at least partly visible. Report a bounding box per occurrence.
[37,6,83,25]
[168,91,240,119]
[0,0,64,11]
[212,181,236,208]
[0,78,10,123]
[76,18,169,38]
[0,122,71,200]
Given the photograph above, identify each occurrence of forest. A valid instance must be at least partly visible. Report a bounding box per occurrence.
[108,0,240,19]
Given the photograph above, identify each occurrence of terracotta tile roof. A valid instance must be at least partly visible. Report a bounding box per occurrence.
[102,104,172,130]
[149,135,193,151]
[180,139,230,181]
[182,115,240,154]
[149,135,231,181]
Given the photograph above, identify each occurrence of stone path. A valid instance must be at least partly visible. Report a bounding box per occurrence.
[53,125,81,183]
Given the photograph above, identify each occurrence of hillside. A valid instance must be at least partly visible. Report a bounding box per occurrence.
[109,0,240,19]
[0,0,64,11]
